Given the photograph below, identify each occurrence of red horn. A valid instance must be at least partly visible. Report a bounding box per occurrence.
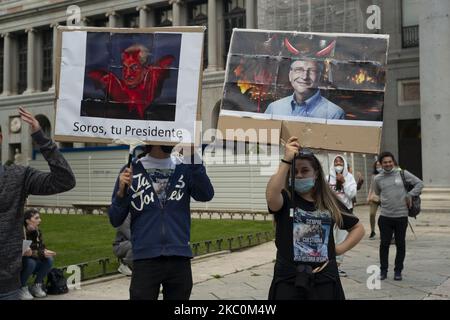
[284,38,299,55]
[316,40,336,57]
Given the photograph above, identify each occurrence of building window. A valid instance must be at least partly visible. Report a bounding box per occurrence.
[224,0,246,64]
[90,16,108,27]
[123,12,140,28]
[17,33,27,94]
[398,79,420,106]
[155,6,173,27]
[402,0,420,48]
[0,38,3,93]
[42,29,53,91]
[188,0,208,69]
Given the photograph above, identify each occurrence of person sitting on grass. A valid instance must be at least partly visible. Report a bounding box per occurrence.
[113,213,133,276]
[20,209,56,299]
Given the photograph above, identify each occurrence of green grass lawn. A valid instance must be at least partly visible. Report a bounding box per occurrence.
[39,214,274,280]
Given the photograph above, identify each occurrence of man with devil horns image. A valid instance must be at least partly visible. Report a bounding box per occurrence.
[265,37,345,120]
[87,44,175,119]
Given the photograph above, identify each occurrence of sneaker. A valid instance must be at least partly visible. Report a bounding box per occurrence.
[394,272,402,281]
[338,268,347,277]
[19,286,34,300]
[29,283,47,298]
[380,271,387,280]
[118,263,132,276]
[369,231,376,239]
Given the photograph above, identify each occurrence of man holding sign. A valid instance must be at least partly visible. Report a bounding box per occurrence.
[108,145,214,300]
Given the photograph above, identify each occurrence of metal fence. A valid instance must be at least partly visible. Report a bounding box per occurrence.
[59,230,275,282]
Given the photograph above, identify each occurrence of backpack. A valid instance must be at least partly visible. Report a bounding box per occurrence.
[46,268,69,295]
[399,170,421,218]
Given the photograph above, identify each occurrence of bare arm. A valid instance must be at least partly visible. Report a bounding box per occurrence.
[266,136,299,212]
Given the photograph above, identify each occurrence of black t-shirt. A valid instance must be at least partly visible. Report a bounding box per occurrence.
[269,190,359,268]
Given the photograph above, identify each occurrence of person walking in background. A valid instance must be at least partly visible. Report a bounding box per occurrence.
[373,152,423,281]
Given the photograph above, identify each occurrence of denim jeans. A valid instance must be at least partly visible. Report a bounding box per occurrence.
[20,256,54,286]
[0,289,20,300]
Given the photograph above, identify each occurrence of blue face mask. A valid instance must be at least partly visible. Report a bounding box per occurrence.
[294,177,315,194]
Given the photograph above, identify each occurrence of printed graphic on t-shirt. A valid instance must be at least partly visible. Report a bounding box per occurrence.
[146,168,174,203]
[293,208,331,263]
[329,183,345,196]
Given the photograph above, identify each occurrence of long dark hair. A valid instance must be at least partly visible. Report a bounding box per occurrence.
[372,160,381,175]
[286,153,344,227]
[23,209,39,228]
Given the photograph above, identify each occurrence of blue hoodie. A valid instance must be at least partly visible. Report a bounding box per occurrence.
[108,158,214,260]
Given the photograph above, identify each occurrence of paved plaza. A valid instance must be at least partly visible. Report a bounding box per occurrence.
[47,206,450,300]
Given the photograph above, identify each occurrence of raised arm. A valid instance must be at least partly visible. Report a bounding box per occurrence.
[266,136,299,212]
[21,107,76,195]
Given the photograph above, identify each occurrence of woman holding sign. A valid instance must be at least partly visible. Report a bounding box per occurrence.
[265,137,365,300]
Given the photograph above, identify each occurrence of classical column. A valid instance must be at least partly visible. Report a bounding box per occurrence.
[106,11,118,28]
[206,0,218,71]
[1,33,11,95]
[170,0,183,26]
[245,0,257,29]
[81,17,90,26]
[25,28,36,94]
[50,22,59,90]
[419,0,450,188]
[137,5,154,27]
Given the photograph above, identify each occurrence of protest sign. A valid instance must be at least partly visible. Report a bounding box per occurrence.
[54,26,205,145]
[218,29,389,153]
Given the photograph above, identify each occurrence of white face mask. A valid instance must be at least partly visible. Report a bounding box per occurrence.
[335,165,344,174]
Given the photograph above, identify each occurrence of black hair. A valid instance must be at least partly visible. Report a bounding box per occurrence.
[24,208,39,227]
[378,152,397,165]
[372,160,381,175]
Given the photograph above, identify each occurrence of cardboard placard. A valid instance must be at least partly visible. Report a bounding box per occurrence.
[54,26,205,145]
[218,29,389,154]
[217,115,282,145]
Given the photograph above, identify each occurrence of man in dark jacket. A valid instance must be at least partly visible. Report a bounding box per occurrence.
[0,107,76,300]
[108,144,214,300]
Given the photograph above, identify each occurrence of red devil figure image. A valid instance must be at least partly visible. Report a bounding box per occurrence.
[88,44,174,119]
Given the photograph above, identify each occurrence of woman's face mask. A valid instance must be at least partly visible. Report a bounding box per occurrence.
[294,177,316,194]
[334,165,344,174]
